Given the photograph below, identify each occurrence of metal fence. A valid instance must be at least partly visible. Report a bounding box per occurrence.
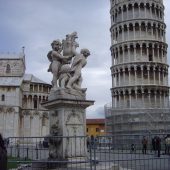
[6,134,170,170]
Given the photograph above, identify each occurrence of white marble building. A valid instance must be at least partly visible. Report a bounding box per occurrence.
[106,0,170,135]
[0,49,51,138]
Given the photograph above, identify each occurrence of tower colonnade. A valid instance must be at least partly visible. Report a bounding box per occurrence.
[110,0,164,25]
[111,21,166,46]
[111,41,167,65]
[107,0,170,135]
[110,0,169,109]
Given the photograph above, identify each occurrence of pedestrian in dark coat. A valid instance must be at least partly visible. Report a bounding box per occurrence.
[156,136,161,157]
[142,136,148,154]
[0,133,7,170]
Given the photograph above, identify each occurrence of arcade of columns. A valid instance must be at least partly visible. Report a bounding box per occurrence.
[110,0,169,109]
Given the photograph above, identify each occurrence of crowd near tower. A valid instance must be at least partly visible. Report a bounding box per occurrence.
[105,0,170,135]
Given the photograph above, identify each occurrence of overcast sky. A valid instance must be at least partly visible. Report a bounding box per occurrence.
[0,0,169,118]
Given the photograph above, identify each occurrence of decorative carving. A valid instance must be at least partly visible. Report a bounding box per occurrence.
[48,123,62,159]
[66,109,82,125]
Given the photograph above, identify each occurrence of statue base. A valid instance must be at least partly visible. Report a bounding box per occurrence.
[49,88,86,101]
[42,90,94,164]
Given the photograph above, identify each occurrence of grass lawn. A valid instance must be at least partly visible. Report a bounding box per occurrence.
[8,156,32,170]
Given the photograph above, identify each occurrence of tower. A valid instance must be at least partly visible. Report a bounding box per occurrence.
[107,0,170,135]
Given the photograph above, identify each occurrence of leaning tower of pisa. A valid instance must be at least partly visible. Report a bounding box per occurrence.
[108,0,170,135]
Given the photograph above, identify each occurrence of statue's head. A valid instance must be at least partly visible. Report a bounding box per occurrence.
[80,48,90,57]
[51,40,62,52]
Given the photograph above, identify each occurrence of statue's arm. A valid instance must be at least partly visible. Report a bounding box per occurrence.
[47,51,52,62]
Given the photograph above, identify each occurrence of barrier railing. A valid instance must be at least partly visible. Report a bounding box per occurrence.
[5,134,170,170]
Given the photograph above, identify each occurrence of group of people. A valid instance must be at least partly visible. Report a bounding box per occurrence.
[0,133,7,170]
[141,135,170,157]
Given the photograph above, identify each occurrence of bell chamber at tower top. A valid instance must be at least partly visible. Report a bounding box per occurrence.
[111,0,163,6]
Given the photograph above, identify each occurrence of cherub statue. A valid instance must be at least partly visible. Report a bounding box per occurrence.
[47,40,63,89]
[66,48,90,92]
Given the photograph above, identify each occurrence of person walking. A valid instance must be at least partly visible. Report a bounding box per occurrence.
[156,136,161,157]
[165,134,170,155]
[142,136,148,154]
[0,133,7,170]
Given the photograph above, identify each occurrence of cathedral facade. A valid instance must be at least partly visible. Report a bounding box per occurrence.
[0,50,51,138]
[106,0,170,135]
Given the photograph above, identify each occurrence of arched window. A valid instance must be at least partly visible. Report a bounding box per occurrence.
[6,64,11,73]
[1,94,5,101]
[33,96,38,109]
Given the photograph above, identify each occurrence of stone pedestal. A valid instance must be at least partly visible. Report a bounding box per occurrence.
[42,90,94,161]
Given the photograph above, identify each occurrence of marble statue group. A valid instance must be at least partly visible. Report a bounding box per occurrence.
[47,32,90,93]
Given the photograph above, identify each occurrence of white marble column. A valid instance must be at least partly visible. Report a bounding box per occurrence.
[132,5,135,19]
[127,26,130,40]
[122,47,125,63]
[129,93,132,108]
[158,69,161,85]
[123,68,126,85]
[144,4,147,18]
[153,67,156,84]
[142,90,144,107]
[134,67,137,85]
[152,46,155,61]
[139,24,141,38]
[128,68,131,85]
[154,91,157,108]
[148,91,151,108]
[133,25,136,40]
[123,92,126,108]
[128,46,130,62]
[135,90,138,108]
[121,8,124,21]
[134,47,136,61]
[150,6,152,19]
[118,71,121,86]
[141,67,144,84]
[147,67,150,84]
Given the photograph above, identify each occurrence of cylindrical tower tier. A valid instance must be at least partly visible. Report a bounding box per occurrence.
[107,0,170,135]
[110,0,169,109]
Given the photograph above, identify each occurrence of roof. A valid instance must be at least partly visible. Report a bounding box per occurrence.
[0,77,23,86]
[86,119,105,125]
[0,52,24,59]
[23,74,50,85]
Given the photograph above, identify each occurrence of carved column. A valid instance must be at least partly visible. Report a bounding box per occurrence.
[147,66,150,84]
[122,47,125,63]
[153,66,156,84]
[123,68,126,85]
[128,46,130,62]
[141,66,144,84]
[129,92,132,108]
[134,46,136,61]
[142,89,145,108]
[118,71,121,86]
[160,91,162,108]
[127,26,130,40]
[128,67,131,85]
[158,69,161,85]
[148,90,151,108]
[134,67,137,85]
[150,5,152,19]
[133,25,136,40]
[144,4,147,18]
[132,5,135,19]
